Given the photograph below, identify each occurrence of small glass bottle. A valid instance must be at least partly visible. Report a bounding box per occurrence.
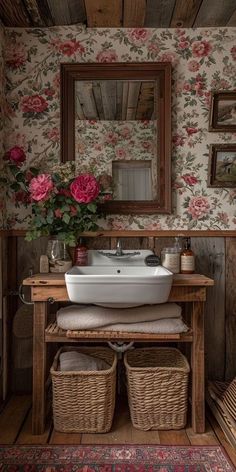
[74,238,88,266]
[161,247,180,274]
[180,237,195,274]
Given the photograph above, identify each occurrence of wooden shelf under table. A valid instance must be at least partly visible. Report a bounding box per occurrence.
[45,321,193,343]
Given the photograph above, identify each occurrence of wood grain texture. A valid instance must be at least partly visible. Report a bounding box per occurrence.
[186,419,219,445]
[0,0,31,26]
[50,430,82,444]
[47,0,86,25]
[159,429,190,445]
[4,229,236,237]
[32,302,47,435]
[85,0,122,26]
[225,238,236,381]
[145,0,175,27]
[191,301,205,433]
[191,238,225,381]
[0,395,31,443]
[16,410,52,444]
[171,0,203,27]
[23,0,45,26]
[227,8,236,25]
[123,0,146,27]
[194,0,236,26]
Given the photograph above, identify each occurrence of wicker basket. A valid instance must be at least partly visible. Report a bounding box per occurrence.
[50,346,117,433]
[124,347,190,430]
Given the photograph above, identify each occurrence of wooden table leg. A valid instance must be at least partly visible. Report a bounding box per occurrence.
[32,301,47,435]
[191,301,205,433]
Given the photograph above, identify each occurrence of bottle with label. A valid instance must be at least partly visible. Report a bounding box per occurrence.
[180,237,195,274]
[74,238,88,266]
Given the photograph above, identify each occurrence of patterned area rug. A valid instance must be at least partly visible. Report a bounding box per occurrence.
[0,444,234,471]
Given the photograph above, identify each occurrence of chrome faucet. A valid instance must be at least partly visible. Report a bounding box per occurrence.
[116,239,123,256]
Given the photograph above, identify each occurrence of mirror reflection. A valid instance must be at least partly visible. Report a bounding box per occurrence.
[75,80,157,201]
[61,63,172,214]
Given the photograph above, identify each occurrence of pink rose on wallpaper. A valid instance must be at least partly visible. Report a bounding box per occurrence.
[14,190,29,204]
[44,88,55,97]
[187,196,210,220]
[70,174,100,203]
[188,60,200,72]
[178,39,190,50]
[182,174,198,186]
[192,40,212,57]
[21,95,48,114]
[116,148,127,159]
[172,134,185,147]
[230,46,236,61]
[96,50,118,63]
[105,131,118,144]
[5,146,26,165]
[59,40,85,56]
[47,127,60,142]
[159,52,178,64]
[147,43,160,55]
[128,28,150,45]
[217,212,229,225]
[29,174,54,201]
[186,127,198,136]
[5,43,27,69]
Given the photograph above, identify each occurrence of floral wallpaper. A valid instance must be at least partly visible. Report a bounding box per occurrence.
[2,25,236,230]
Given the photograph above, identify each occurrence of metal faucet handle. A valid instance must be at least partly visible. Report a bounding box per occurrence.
[116,239,123,256]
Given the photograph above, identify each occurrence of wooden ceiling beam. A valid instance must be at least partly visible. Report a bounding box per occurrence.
[85,0,122,27]
[123,0,146,27]
[46,0,85,25]
[194,0,236,26]
[170,0,203,28]
[0,0,31,27]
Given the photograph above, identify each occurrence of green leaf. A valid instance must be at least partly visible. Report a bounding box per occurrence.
[62,213,70,224]
[87,203,97,213]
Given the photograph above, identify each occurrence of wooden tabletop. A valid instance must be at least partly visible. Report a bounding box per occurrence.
[23,273,214,287]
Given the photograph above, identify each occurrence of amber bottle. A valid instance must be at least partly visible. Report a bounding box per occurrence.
[74,238,88,266]
[180,237,195,274]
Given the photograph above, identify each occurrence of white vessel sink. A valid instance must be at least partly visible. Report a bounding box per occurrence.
[65,250,173,307]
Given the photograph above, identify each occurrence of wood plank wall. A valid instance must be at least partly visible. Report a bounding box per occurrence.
[2,234,236,395]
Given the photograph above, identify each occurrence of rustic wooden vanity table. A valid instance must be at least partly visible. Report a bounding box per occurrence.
[23,272,214,435]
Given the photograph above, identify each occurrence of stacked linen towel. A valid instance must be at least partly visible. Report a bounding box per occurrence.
[56,303,188,334]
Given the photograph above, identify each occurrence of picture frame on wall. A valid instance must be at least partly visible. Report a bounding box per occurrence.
[208,144,236,187]
[209,91,236,131]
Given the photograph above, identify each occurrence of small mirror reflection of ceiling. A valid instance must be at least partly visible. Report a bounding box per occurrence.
[75,80,156,120]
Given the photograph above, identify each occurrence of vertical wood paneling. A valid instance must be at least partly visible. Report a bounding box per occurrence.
[191,238,225,381]
[123,0,146,27]
[85,0,122,27]
[225,238,236,381]
[0,0,31,26]
[194,0,236,26]
[145,0,175,27]
[170,0,203,27]
[47,0,86,25]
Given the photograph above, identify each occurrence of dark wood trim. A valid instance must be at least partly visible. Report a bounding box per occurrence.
[2,229,236,237]
[60,62,172,215]
[209,91,236,132]
[208,143,236,188]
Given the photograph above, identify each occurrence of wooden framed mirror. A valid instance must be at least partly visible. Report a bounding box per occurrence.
[61,62,171,214]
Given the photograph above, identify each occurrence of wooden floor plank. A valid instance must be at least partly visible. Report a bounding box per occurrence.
[186,419,219,445]
[0,395,31,444]
[81,399,160,444]
[16,411,52,445]
[50,430,82,445]
[159,429,190,445]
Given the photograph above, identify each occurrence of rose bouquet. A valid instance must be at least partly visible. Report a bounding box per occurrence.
[2,146,113,246]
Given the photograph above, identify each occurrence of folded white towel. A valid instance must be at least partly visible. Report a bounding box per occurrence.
[59,351,110,372]
[100,318,188,334]
[57,303,182,331]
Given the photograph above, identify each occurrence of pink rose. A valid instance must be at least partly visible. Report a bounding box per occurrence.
[96,50,118,63]
[70,205,78,216]
[172,134,185,146]
[70,174,100,203]
[21,95,48,113]
[186,127,198,136]
[116,148,126,159]
[59,40,85,57]
[29,174,54,201]
[192,40,212,58]
[179,40,189,49]
[188,60,200,72]
[217,212,229,225]
[182,174,198,186]
[128,28,150,45]
[5,146,26,165]
[5,44,27,69]
[187,196,210,220]
[47,127,60,142]
[231,46,236,61]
